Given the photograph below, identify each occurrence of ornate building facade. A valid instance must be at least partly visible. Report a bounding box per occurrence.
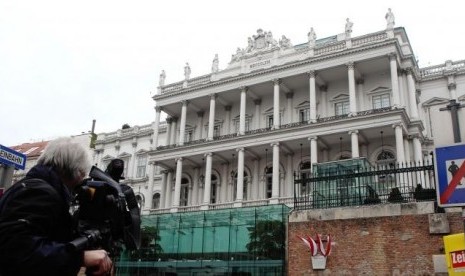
[94,20,465,214]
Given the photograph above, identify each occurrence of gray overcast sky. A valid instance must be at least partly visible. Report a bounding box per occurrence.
[1,0,464,146]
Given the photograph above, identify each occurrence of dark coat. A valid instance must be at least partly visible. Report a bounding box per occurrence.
[0,165,83,276]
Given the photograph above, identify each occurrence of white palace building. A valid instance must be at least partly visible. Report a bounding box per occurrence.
[93,14,465,214]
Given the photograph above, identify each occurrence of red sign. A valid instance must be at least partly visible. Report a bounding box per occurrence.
[451,250,465,269]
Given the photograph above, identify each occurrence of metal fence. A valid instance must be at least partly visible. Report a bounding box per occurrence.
[294,160,436,210]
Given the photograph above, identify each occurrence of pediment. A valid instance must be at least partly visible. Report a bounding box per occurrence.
[422,97,450,107]
[368,86,390,93]
[135,149,148,155]
[296,100,310,107]
[331,93,349,102]
[459,95,465,101]
[102,154,115,161]
[118,152,132,158]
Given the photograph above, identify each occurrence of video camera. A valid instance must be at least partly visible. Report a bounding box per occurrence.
[69,159,141,256]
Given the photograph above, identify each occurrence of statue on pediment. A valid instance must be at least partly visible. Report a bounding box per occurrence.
[345,18,353,36]
[308,27,316,48]
[211,54,219,73]
[266,31,278,48]
[246,37,255,53]
[279,35,292,49]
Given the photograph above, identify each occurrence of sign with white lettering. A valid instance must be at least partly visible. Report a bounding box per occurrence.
[451,250,465,270]
[0,144,26,170]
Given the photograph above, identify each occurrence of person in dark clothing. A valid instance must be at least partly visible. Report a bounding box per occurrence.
[0,137,113,276]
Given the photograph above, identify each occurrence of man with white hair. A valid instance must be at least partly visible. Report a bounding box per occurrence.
[0,137,113,276]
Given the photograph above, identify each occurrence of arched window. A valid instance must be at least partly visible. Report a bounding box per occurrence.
[152,193,160,209]
[180,177,190,206]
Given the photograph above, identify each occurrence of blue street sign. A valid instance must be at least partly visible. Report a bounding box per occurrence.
[0,144,26,170]
[435,143,465,207]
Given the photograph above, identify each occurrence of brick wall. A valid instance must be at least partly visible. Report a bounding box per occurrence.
[288,208,462,275]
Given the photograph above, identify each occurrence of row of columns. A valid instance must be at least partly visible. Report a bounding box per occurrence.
[152,55,420,148]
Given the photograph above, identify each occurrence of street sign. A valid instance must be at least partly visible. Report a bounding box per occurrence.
[0,144,26,170]
[435,143,465,207]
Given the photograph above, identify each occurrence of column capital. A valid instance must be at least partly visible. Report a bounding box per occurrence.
[210,93,217,99]
[204,152,213,157]
[348,130,359,135]
[181,100,189,106]
[253,99,262,105]
[404,67,414,75]
[175,157,183,162]
[319,85,328,92]
[356,78,365,85]
[148,160,157,165]
[240,86,249,92]
[286,92,294,99]
[171,116,178,122]
[272,79,282,85]
[271,142,280,147]
[236,147,245,153]
[388,53,397,60]
[448,83,457,90]
[166,117,173,124]
[197,111,205,117]
[307,70,316,78]
[308,136,318,141]
[161,169,170,174]
[346,62,354,69]
[155,106,163,112]
[392,122,403,129]
[407,133,421,140]
[224,105,232,111]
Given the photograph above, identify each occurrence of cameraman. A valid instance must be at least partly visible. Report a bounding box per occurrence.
[0,138,113,276]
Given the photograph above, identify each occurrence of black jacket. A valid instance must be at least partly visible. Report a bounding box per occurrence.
[0,165,83,276]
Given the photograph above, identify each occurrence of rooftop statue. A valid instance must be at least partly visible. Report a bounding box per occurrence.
[184,62,191,80]
[345,18,353,37]
[279,35,293,49]
[159,70,166,87]
[211,54,219,73]
[308,27,316,48]
[385,8,395,30]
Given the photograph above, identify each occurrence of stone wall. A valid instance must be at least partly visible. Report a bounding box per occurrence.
[288,203,462,275]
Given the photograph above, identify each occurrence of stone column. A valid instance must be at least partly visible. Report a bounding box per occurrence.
[240,87,247,135]
[202,153,213,208]
[196,111,204,140]
[309,137,318,167]
[252,158,260,200]
[208,94,216,140]
[165,170,173,208]
[254,99,262,129]
[235,148,245,205]
[224,106,231,135]
[286,153,294,197]
[393,124,406,163]
[347,62,357,114]
[308,71,317,122]
[160,170,167,209]
[271,142,280,202]
[412,136,423,163]
[153,106,162,148]
[171,117,178,145]
[191,167,200,205]
[165,117,173,145]
[406,68,419,119]
[273,79,281,129]
[349,130,360,158]
[146,161,156,209]
[389,54,401,108]
[403,138,412,163]
[286,92,294,124]
[179,100,188,145]
[356,79,365,111]
[172,158,183,211]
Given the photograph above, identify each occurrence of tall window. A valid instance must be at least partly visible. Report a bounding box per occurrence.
[185,129,194,143]
[152,193,160,209]
[136,155,147,178]
[213,125,221,137]
[372,94,391,109]
[210,174,218,204]
[265,167,273,198]
[335,101,350,115]
[180,177,189,206]
[266,114,283,128]
[299,108,310,122]
[300,161,312,195]
[233,171,249,200]
[234,118,251,133]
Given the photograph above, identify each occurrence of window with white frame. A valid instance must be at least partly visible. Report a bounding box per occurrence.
[136,155,147,178]
[184,129,194,142]
[335,101,350,116]
[233,115,252,133]
[266,114,283,128]
[372,94,391,109]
